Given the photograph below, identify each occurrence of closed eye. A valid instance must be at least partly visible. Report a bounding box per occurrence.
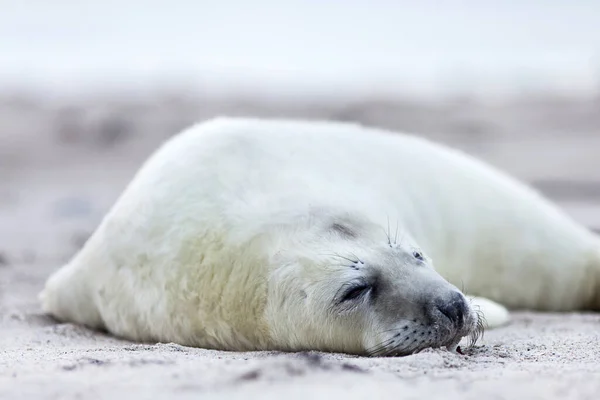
[338,282,371,303]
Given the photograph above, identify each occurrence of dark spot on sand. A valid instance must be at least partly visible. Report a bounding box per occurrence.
[62,357,109,371]
[128,358,174,367]
[297,351,324,366]
[341,363,366,373]
[238,369,261,381]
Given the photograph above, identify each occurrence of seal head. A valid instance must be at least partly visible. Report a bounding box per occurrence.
[264,210,482,356]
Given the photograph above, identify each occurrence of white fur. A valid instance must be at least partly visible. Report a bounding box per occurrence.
[41,117,600,351]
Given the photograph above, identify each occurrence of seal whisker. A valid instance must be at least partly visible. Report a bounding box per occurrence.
[465,310,486,349]
[466,298,489,340]
[321,252,360,264]
[366,337,397,356]
[386,215,391,246]
[347,252,363,264]
[333,253,359,263]
[325,263,358,270]
[380,338,419,357]
[395,230,406,247]
[376,325,418,336]
[367,320,433,356]
[380,226,392,246]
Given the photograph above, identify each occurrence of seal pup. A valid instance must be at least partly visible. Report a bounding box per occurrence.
[40,117,599,356]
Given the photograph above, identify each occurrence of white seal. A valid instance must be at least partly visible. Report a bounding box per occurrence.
[40,117,599,356]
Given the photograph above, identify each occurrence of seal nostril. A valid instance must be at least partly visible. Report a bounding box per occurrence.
[434,291,468,329]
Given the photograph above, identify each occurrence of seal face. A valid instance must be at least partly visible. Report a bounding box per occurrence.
[263,209,482,356]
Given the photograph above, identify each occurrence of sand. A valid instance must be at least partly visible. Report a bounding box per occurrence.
[1,91,600,399]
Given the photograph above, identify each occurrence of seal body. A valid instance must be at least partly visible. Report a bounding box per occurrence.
[40,117,600,355]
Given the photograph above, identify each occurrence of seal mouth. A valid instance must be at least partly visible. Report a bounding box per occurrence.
[365,308,485,357]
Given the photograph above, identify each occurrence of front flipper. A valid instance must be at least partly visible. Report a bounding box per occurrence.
[467,296,510,329]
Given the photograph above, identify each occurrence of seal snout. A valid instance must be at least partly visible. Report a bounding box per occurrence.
[433,291,468,330]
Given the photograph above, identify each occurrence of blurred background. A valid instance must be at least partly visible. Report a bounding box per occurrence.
[1,0,600,275]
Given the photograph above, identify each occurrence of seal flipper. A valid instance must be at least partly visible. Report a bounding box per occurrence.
[38,244,105,330]
[467,296,510,329]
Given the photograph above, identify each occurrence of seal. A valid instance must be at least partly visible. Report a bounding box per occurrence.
[40,117,600,356]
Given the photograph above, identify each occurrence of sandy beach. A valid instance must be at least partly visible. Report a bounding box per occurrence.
[1,92,600,399]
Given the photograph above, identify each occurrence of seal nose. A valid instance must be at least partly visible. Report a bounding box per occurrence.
[434,291,468,329]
